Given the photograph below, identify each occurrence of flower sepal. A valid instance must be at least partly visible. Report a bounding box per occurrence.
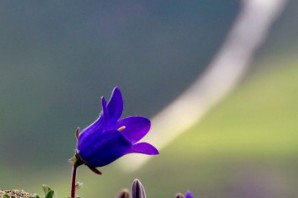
[69,150,102,175]
[68,151,84,167]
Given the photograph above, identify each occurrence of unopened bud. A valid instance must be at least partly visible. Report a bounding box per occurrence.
[175,193,185,198]
[132,179,146,198]
[117,189,130,198]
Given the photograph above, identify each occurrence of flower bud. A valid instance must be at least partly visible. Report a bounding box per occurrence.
[117,189,130,198]
[132,179,146,198]
[175,193,185,198]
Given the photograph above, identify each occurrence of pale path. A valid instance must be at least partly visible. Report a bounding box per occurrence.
[121,0,289,171]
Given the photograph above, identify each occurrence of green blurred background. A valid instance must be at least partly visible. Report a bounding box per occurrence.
[0,1,298,197]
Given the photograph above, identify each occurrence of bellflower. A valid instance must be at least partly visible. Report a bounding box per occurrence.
[76,87,159,168]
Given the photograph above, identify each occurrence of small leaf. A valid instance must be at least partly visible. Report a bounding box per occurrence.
[42,185,55,198]
[45,190,55,198]
[3,195,10,198]
[42,185,52,194]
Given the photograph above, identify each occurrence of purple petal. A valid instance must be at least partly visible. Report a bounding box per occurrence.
[101,96,109,122]
[116,116,150,143]
[78,97,108,137]
[128,142,159,155]
[78,130,132,167]
[107,87,123,123]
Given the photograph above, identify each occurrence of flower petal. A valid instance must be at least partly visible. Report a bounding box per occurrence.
[101,96,109,123]
[78,130,132,167]
[107,87,123,123]
[78,97,108,138]
[128,142,159,155]
[116,116,150,143]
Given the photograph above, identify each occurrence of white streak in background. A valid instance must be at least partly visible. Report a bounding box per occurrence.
[120,0,289,171]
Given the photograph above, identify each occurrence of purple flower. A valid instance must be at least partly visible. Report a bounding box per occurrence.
[76,87,159,168]
[185,191,193,198]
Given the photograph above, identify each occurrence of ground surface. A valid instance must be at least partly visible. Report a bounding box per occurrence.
[0,190,34,198]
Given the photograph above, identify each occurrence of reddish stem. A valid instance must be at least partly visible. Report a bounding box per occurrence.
[71,165,78,198]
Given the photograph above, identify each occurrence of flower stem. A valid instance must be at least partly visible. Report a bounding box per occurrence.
[71,164,78,198]
[70,152,84,198]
